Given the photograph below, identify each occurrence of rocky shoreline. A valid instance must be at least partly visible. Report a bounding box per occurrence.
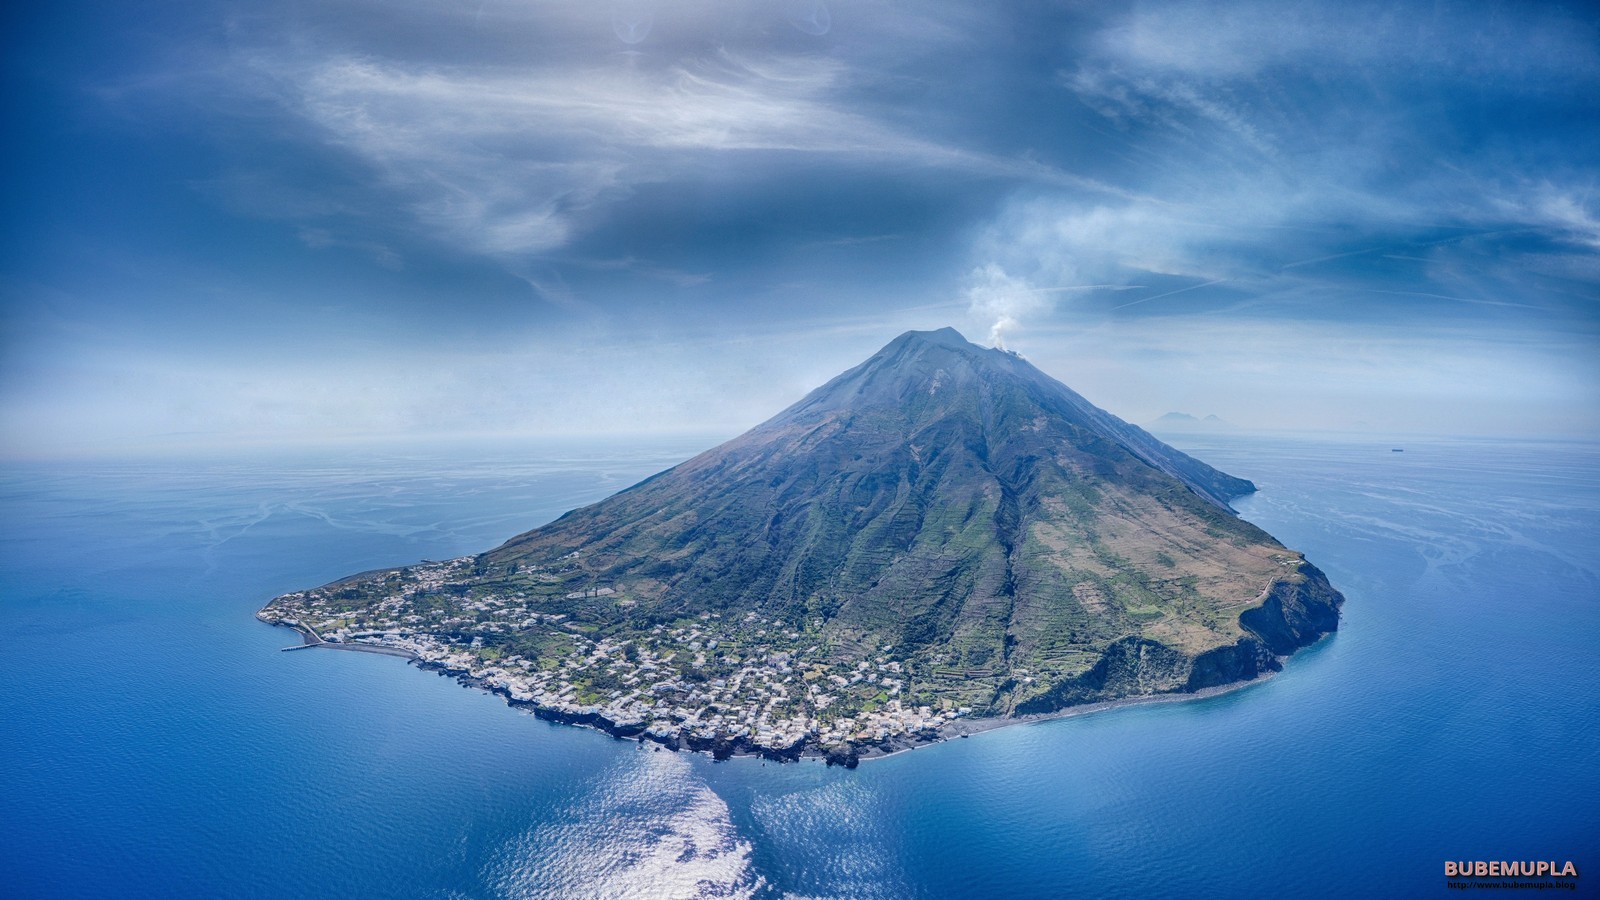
[262,565,1339,768]
[413,642,1312,767]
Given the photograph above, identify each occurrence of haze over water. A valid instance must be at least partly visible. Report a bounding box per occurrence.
[2,433,1596,898]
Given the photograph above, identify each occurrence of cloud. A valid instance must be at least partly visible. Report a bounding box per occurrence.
[167,0,994,265]
[964,264,1051,348]
[239,46,1086,271]
[1096,0,1600,81]
[955,0,1600,339]
[8,0,1596,456]
[186,1,1126,280]
[1505,184,1600,251]
[298,227,403,269]
[782,0,833,37]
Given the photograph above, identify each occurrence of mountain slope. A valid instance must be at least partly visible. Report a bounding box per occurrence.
[261,328,1342,757]
[484,327,1335,709]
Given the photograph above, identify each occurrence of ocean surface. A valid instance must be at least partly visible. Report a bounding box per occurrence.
[2,433,1597,898]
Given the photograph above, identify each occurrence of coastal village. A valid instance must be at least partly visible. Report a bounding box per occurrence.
[259,556,971,763]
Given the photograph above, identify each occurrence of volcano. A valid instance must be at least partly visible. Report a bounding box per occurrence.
[262,328,1342,757]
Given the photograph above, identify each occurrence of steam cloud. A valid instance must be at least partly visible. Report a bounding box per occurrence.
[965,264,1049,350]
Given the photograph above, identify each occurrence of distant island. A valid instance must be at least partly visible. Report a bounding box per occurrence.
[1148,412,1238,432]
[260,329,1342,766]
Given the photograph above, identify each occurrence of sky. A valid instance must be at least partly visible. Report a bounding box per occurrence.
[3,0,1598,457]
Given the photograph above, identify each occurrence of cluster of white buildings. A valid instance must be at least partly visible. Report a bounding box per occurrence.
[263,567,971,755]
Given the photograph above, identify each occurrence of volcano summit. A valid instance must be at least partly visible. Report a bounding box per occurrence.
[261,328,1342,763]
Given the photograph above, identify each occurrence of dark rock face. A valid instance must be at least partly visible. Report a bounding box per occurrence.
[1185,638,1281,692]
[1017,563,1342,716]
[824,746,861,768]
[1239,562,1344,656]
[1014,636,1187,713]
[1014,636,1189,713]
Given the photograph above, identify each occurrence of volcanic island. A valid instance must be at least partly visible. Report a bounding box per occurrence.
[259,328,1343,766]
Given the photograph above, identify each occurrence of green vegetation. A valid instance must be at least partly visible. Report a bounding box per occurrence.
[261,329,1340,755]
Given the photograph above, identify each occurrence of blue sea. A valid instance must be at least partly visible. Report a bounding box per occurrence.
[3,433,1597,898]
